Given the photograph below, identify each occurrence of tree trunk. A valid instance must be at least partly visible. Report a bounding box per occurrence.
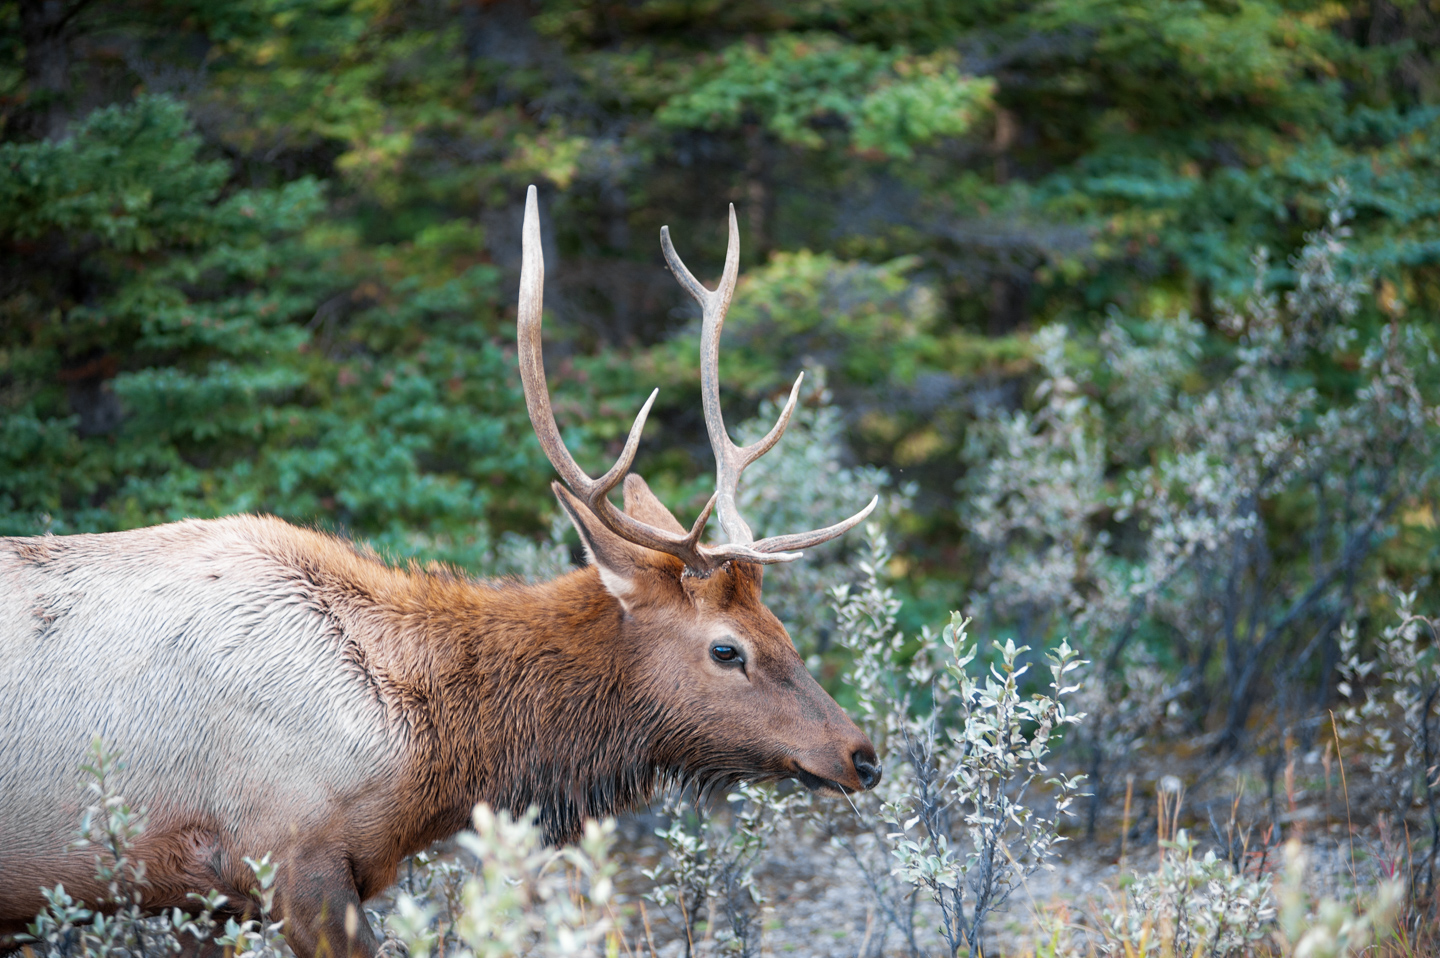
[19,0,83,140]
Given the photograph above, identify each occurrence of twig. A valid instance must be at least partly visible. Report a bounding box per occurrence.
[1331,710,1358,883]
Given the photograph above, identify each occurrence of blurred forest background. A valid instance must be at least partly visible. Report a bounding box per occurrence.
[3,0,1440,835]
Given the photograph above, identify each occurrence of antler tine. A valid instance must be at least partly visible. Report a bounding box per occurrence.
[738,371,804,469]
[660,205,739,317]
[518,185,597,494]
[518,185,713,569]
[749,494,880,556]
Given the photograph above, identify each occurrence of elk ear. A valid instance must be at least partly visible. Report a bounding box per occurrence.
[622,474,687,535]
[553,482,651,605]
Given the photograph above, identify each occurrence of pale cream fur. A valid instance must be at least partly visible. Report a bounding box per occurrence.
[0,516,402,918]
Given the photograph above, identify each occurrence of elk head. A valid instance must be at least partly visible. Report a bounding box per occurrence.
[517,186,882,796]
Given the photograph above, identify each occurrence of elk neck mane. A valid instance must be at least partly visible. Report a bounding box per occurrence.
[247,514,705,845]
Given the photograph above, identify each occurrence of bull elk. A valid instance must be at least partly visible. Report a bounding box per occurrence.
[0,187,880,958]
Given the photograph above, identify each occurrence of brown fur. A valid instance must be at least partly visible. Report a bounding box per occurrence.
[0,488,877,958]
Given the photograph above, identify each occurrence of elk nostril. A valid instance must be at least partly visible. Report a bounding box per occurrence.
[853,752,882,790]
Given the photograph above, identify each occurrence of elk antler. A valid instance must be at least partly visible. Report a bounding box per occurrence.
[518,187,718,572]
[518,185,877,575]
[660,206,877,560]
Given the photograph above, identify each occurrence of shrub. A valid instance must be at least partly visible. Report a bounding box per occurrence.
[384,807,618,958]
[23,738,285,958]
[1336,593,1440,904]
[823,528,1086,957]
[959,184,1440,831]
[1096,828,1274,958]
[642,784,803,958]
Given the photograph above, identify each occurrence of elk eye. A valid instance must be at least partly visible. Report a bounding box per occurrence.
[711,644,742,664]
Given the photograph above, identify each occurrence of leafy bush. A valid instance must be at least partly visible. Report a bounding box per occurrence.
[1273,841,1403,958]
[959,187,1440,831]
[23,738,286,958]
[1337,594,1440,903]
[642,784,803,958]
[385,807,618,958]
[819,528,1086,957]
[1096,828,1274,958]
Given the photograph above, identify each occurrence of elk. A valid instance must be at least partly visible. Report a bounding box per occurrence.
[0,187,880,958]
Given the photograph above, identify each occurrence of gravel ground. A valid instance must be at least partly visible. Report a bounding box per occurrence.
[606,820,1371,958]
[607,816,1118,958]
[365,752,1385,958]
[599,755,1387,958]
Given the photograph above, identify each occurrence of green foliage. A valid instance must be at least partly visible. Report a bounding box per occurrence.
[0,93,562,563]
[634,251,940,396]
[2,0,1438,664]
[1,95,323,532]
[657,34,994,159]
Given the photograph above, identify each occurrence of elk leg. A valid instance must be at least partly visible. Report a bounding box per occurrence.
[0,921,27,958]
[175,928,231,958]
[172,895,257,958]
[277,860,378,958]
